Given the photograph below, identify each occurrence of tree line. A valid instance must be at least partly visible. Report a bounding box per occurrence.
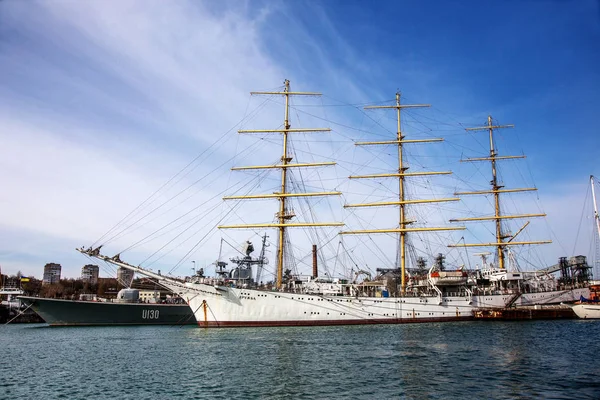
[2,273,162,299]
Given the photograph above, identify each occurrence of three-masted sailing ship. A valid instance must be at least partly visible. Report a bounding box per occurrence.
[79,80,589,327]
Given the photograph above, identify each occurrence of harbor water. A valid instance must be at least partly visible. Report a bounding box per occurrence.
[2,320,600,399]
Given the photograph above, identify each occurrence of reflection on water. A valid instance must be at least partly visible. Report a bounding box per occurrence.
[1,321,600,399]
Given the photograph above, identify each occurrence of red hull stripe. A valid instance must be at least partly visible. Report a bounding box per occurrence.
[197,316,473,328]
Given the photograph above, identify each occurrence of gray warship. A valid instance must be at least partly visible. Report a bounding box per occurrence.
[19,288,196,326]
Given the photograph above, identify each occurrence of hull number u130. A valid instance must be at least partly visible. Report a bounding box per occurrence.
[142,309,160,319]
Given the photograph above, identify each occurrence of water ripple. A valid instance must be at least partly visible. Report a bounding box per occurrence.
[1,321,600,399]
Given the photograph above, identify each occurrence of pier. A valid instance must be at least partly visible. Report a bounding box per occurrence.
[474,305,576,320]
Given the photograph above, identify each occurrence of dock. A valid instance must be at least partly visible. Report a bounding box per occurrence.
[474,305,575,320]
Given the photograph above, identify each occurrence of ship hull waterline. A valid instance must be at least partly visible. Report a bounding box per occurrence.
[195,316,474,328]
[18,296,197,326]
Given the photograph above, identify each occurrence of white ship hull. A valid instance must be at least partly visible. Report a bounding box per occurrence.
[572,303,600,319]
[161,281,589,327]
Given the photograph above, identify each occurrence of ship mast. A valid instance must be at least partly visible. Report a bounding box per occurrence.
[340,92,465,293]
[449,115,550,269]
[592,176,600,276]
[591,175,600,245]
[218,80,343,289]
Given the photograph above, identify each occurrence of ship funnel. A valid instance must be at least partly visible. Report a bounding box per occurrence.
[312,244,318,278]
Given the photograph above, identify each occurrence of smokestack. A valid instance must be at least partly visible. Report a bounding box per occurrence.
[312,244,318,278]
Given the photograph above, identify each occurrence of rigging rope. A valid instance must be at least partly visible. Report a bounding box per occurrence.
[92,95,273,247]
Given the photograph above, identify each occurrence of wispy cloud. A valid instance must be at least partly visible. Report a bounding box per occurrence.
[0,0,289,277]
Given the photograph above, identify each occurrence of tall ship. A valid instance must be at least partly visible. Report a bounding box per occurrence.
[79,80,589,327]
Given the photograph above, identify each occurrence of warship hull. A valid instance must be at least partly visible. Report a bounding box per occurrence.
[19,296,197,326]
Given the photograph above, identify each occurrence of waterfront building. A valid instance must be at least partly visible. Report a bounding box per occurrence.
[139,290,161,303]
[1,275,20,289]
[81,264,99,284]
[117,267,134,287]
[42,263,61,285]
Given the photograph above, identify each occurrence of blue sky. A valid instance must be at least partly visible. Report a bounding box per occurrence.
[0,0,598,279]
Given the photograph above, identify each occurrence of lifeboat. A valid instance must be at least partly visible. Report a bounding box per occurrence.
[428,270,468,286]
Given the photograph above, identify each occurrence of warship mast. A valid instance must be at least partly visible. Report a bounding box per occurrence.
[340,92,465,293]
[218,80,343,289]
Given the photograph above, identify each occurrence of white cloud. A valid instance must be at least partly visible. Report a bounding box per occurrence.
[0,0,290,277]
